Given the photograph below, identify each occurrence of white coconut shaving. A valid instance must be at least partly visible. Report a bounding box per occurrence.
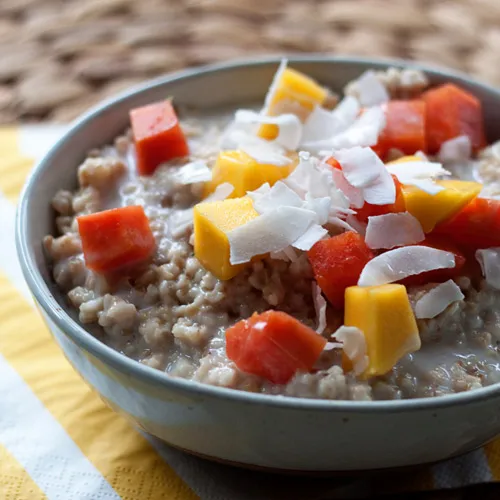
[414,280,465,319]
[332,168,364,209]
[261,58,288,115]
[172,160,212,184]
[330,106,386,150]
[476,248,500,290]
[438,135,472,164]
[233,109,303,150]
[386,160,451,194]
[169,208,195,238]
[301,104,384,153]
[301,96,359,145]
[204,182,234,202]
[332,326,369,375]
[312,282,327,334]
[355,70,390,107]
[331,147,396,206]
[292,224,328,250]
[358,246,456,287]
[228,131,292,167]
[365,212,425,250]
[227,206,317,264]
[334,146,385,187]
[248,181,303,214]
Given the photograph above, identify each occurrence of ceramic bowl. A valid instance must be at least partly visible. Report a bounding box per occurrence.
[16,56,500,472]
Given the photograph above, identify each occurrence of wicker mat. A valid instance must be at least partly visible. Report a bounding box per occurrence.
[0,0,498,122]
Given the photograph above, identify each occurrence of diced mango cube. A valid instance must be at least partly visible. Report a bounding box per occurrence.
[401,180,482,233]
[386,155,422,165]
[193,196,259,280]
[204,150,295,198]
[260,68,328,140]
[344,284,420,378]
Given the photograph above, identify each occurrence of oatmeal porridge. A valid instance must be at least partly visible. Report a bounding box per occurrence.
[44,62,500,400]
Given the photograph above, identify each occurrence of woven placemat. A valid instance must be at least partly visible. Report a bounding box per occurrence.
[1,0,499,123]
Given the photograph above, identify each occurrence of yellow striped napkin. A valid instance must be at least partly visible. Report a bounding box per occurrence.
[2,124,500,499]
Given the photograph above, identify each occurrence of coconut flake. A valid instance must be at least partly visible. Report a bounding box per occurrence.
[236,132,292,167]
[365,212,425,249]
[169,208,194,238]
[356,70,390,107]
[302,195,331,224]
[228,206,316,265]
[415,150,428,161]
[312,282,327,334]
[332,326,369,375]
[261,59,288,115]
[234,109,302,150]
[301,104,384,152]
[301,96,360,144]
[173,160,211,184]
[386,160,450,194]
[362,167,397,205]
[330,106,386,150]
[438,135,472,164]
[386,160,450,180]
[292,223,328,250]
[323,341,342,351]
[476,248,500,290]
[334,146,385,187]
[332,168,364,208]
[248,181,303,214]
[204,182,234,202]
[331,146,395,205]
[414,280,465,319]
[358,246,456,287]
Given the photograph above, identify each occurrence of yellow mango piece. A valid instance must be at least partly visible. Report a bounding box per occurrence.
[259,68,328,140]
[204,150,295,199]
[401,180,482,233]
[193,196,259,280]
[386,155,422,165]
[344,284,420,378]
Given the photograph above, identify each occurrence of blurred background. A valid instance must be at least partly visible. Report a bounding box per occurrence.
[1,0,499,124]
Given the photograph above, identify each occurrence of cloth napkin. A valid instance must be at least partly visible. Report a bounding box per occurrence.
[1,125,500,500]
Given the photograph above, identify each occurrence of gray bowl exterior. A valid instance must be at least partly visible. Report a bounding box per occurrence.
[16,56,500,471]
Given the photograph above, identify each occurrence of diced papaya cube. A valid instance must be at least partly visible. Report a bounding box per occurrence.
[308,232,375,309]
[401,179,482,233]
[204,150,294,199]
[434,197,500,249]
[400,236,466,286]
[226,310,327,384]
[130,100,189,176]
[77,205,155,273]
[422,83,486,154]
[344,284,420,378]
[193,196,259,280]
[259,68,328,140]
[374,100,427,159]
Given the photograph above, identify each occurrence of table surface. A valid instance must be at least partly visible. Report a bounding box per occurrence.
[1,0,499,124]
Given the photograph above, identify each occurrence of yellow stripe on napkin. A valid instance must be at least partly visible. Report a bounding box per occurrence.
[0,444,47,500]
[0,272,197,500]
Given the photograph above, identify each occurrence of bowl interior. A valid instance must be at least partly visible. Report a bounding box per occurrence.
[17,55,500,407]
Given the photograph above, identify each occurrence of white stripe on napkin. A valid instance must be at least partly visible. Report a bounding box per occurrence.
[432,448,493,488]
[0,353,120,500]
[0,193,32,303]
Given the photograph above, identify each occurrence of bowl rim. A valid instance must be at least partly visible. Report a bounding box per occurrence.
[16,53,500,412]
